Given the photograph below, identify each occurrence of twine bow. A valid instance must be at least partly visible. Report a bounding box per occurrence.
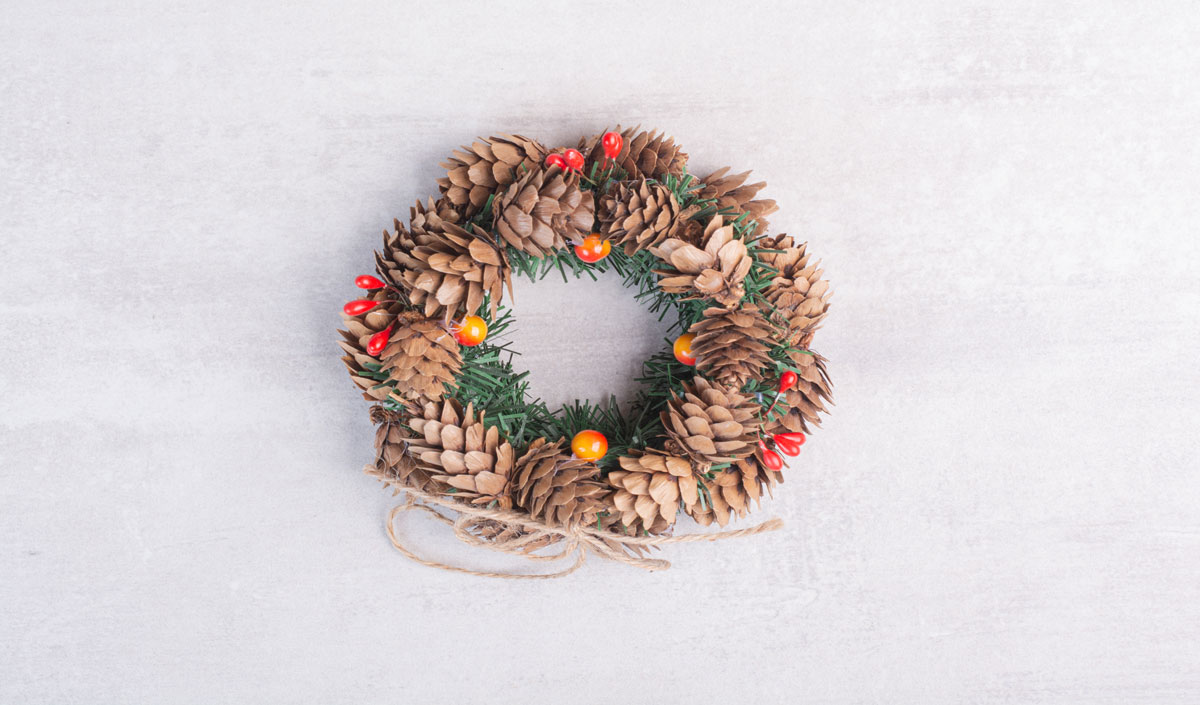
[381,477,784,579]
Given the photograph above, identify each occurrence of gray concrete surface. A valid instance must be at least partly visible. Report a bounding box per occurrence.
[3,2,1199,703]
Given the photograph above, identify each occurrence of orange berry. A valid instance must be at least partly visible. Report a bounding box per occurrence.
[453,315,488,346]
[571,430,608,462]
[673,333,696,366]
[574,234,611,263]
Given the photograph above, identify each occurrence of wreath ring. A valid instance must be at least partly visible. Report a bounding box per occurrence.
[338,127,832,576]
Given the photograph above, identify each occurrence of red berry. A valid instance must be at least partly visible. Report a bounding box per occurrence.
[778,370,798,392]
[773,436,802,457]
[774,432,806,447]
[366,326,392,356]
[574,234,611,263]
[761,448,784,470]
[601,131,623,159]
[545,153,568,170]
[563,148,585,171]
[343,299,379,316]
[355,275,385,290]
[453,315,488,347]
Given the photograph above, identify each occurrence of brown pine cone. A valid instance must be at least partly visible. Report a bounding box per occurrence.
[698,167,778,237]
[606,448,699,533]
[661,377,760,468]
[493,167,594,257]
[512,438,609,527]
[374,199,463,288]
[378,311,462,401]
[364,406,436,492]
[578,126,687,180]
[688,304,775,389]
[769,350,832,435]
[598,179,697,255]
[437,134,549,217]
[397,211,512,321]
[338,289,406,402]
[758,234,832,347]
[405,399,515,508]
[652,214,751,306]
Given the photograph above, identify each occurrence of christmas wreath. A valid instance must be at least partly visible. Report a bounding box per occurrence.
[338,127,832,577]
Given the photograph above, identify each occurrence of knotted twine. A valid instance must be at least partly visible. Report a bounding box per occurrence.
[380,473,784,579]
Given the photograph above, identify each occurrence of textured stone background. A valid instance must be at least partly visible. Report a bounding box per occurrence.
[3,2,1198,703]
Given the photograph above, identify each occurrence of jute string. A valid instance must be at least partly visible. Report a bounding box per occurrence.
[381,477,784,579]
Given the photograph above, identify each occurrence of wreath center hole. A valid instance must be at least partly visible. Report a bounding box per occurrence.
[506,272,674,412]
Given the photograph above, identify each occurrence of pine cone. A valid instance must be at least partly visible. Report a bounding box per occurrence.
[770,350,832,435]
[405,399,515,508]
[364,406,436,492]
[688,470,750,528]
[689,304,775,389]
[758,234,832,347]
[598,179,697,255]
[493,167,594,257]
[652,215,751,306]
[606,448,699,533]
[338,289,406,402]
[437,134,548,217]
[374,199,462,288]
[396,209,512,321]
[512,438,609,527]
[578,126,687,180]
[698,167,778,236]
[377,310,462,401]
[661,376,760,468]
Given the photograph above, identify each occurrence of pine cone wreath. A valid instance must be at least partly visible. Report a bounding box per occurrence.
[661,376,760,468]
[512,438,609,527]
[598,179,697,255]
[758,234,832,346]
[493,167,595,257]
[338,290,406,402]
[437,134,549,217]
[688,304,775,389]
[652,214,752,306]
[606,448,699,533]
[378,310,462,401]
[405,399,516,508]
[770,350,832,435]
[399,213,512,321]
[364,406,437,492]
[698,167,779,236]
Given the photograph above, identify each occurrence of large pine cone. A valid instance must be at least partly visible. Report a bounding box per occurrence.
[378,311,462,401]
[598,179,697,255]
[493,167,594,257]
[698,167,778,237]
[395,207,512,321]
[661,376,760,468]
[338,289,405,402]
[770,350,832,435]
[652,215,751,306]
[606,448,699,533]
[364,406,436,492]
[404,399,515,508]
[512,438,609,527]
[758,234,832,347]
[689,304,775,389]
[437,134,548,218]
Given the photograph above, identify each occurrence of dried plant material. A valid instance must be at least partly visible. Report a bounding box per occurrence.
[698,167,778,236]
[437,134,549,217]
[512,438,609,527]
[661,377,760,469]
[758,234,832,346]
[378,311,462,401]
[577,126,688,180]
[338,290,406,402]
[688,304,775,388]
[606,448,700,534]
[365,406,437,492]
[598,179,697,255]
[404,399,515,508]
[652,214,752,306]
[493,167,594,257]
[387,200,512,320]
[769,350,833,435]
